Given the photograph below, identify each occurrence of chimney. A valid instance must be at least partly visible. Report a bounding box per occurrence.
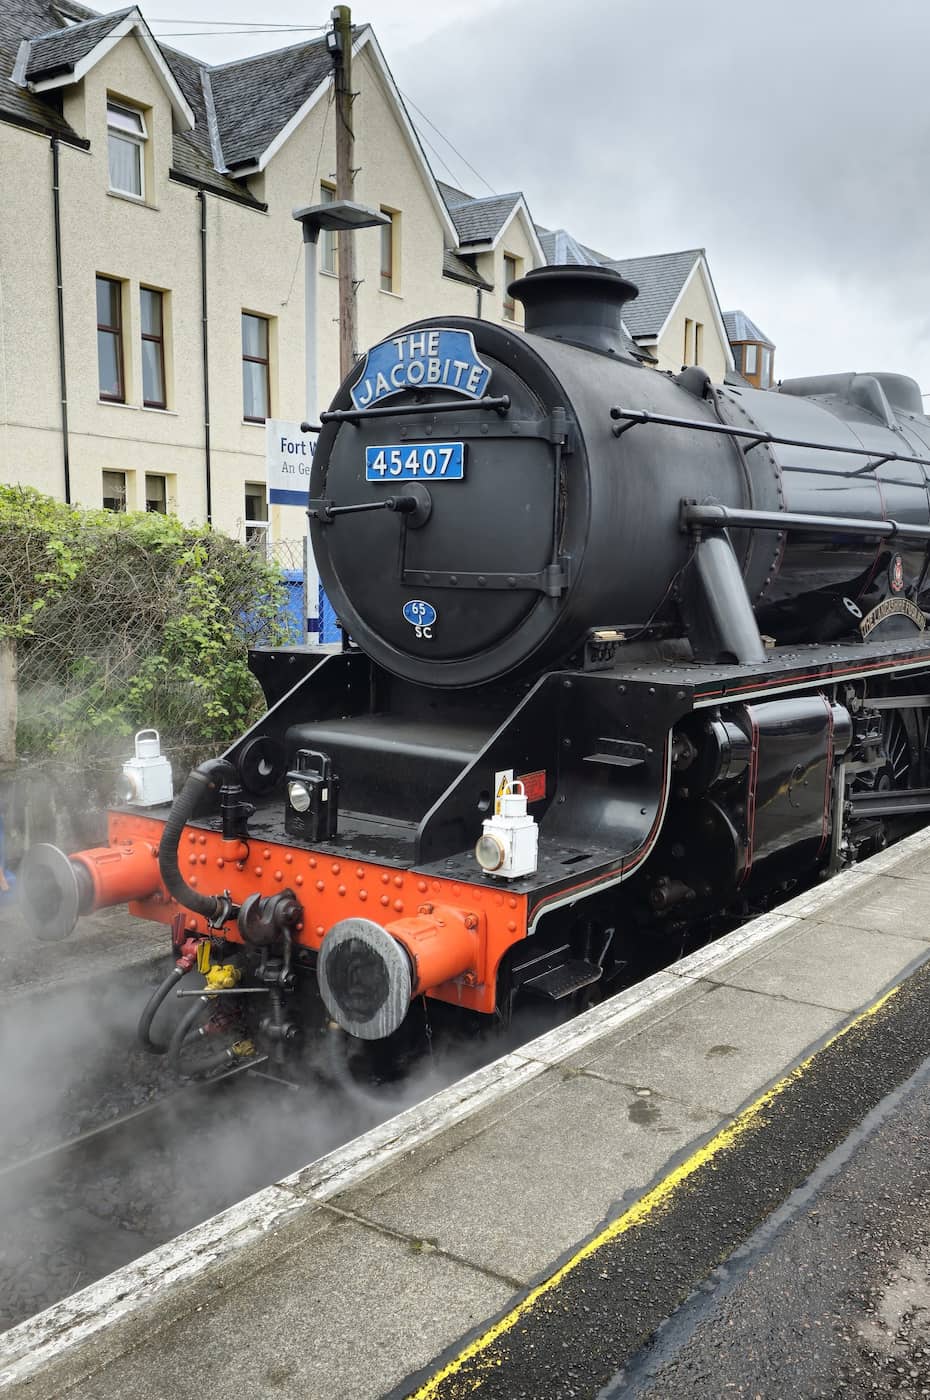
[510,264,639,357]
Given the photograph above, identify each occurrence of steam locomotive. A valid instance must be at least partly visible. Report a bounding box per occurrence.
[21,265,930,1073]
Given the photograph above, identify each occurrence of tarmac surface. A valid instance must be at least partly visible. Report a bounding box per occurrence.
[619,1056,930,1397]
[4,827,930,1398]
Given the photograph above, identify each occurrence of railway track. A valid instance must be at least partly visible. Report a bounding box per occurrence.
[0,1059,306,1330]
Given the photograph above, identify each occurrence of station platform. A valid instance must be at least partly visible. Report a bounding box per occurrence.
[4,828,930,1399]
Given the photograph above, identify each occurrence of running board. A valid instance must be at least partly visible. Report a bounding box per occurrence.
[849,788,930,819]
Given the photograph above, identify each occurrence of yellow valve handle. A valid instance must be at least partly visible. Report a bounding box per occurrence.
[205,963,241,990]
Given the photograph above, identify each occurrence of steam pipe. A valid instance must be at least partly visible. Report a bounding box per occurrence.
[158,758,240,925]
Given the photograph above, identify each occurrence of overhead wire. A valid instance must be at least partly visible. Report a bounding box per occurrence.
[152,27,327,37]
[400,90,496,196]
[151,20,496,201]
[148,16,329,25]
[409,122,465,189]
[281,86,335,308]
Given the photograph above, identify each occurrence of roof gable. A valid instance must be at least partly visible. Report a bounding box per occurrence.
[230,27,459,247]
[1,6,459,218]
[441,186,520,243]
[437,182,544,263]
[336,29,459,247]
[602,248,702,338]
[207,34,332,171]
[22,7,129,78]
[15,5,193,127]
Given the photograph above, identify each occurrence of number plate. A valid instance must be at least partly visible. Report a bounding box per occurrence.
[366,442,464,481]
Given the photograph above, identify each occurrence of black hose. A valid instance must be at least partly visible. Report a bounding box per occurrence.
[166,993,241,1080]
[137,964,190,1053]
[158,758,238,923]
[166,994,212,1078]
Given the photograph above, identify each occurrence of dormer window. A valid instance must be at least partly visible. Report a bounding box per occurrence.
[107,101,147,198]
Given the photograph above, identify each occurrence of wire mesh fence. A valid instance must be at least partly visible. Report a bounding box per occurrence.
[263,536,343,644]
[1,496,290,768]
[0,498,340,862]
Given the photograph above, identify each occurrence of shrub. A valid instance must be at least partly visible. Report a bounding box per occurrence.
[0,486,290,769]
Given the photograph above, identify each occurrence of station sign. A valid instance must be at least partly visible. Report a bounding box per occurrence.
[266,419,315,507]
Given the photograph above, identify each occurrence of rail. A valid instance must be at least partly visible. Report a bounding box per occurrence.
[681,501,930,544]
[610,405,930,474]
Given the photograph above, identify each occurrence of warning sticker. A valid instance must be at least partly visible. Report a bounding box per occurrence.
[493,768,514,815]
[517,769,547,803]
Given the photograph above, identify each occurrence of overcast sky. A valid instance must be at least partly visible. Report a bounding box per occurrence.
[147,0,930,390]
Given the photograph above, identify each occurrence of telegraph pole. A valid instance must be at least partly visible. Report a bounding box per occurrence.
[330,4,356,378]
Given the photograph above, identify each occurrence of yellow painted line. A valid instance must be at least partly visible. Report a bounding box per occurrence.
[408,981,903,1399]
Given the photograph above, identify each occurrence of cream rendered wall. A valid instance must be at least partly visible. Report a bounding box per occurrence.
[350,48,476,354]
[487,211,539,328]
[55,37,208,519]
[0,123,63,496]
[653,261,729,384]
[0,32,542,543]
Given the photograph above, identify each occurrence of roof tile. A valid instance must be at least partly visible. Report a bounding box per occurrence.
[602,249,702,338]
[723,309,774,347]
[24,8,130,78]
[438,180,522,245]
[208,35,334,170]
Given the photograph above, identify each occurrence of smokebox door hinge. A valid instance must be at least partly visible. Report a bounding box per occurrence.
[401,555,571,596]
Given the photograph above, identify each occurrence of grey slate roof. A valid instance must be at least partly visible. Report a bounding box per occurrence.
[0,0,85,137]
[442,248,493,290]
[0,0,301,202]
[24,7,130,78]
[438,180,522,245]
[208,36,336,171]
[723,309,774,348]
[601,248,702,338]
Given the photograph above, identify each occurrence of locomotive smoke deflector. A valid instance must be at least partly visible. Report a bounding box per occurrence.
[509,264,640,357]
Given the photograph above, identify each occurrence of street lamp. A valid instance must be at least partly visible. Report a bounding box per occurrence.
[291,200,391,428]
[291,200,390,644]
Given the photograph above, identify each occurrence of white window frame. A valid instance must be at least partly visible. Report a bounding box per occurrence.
[107,100,147,199]
[102,468,129,512]
[244,482,270,550]
[743,344,758,375]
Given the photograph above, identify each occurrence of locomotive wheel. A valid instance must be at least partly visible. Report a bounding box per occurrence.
[878,710,914,791]
[849,706,921,857]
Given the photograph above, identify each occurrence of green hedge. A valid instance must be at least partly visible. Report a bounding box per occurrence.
[0,486,289,764]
